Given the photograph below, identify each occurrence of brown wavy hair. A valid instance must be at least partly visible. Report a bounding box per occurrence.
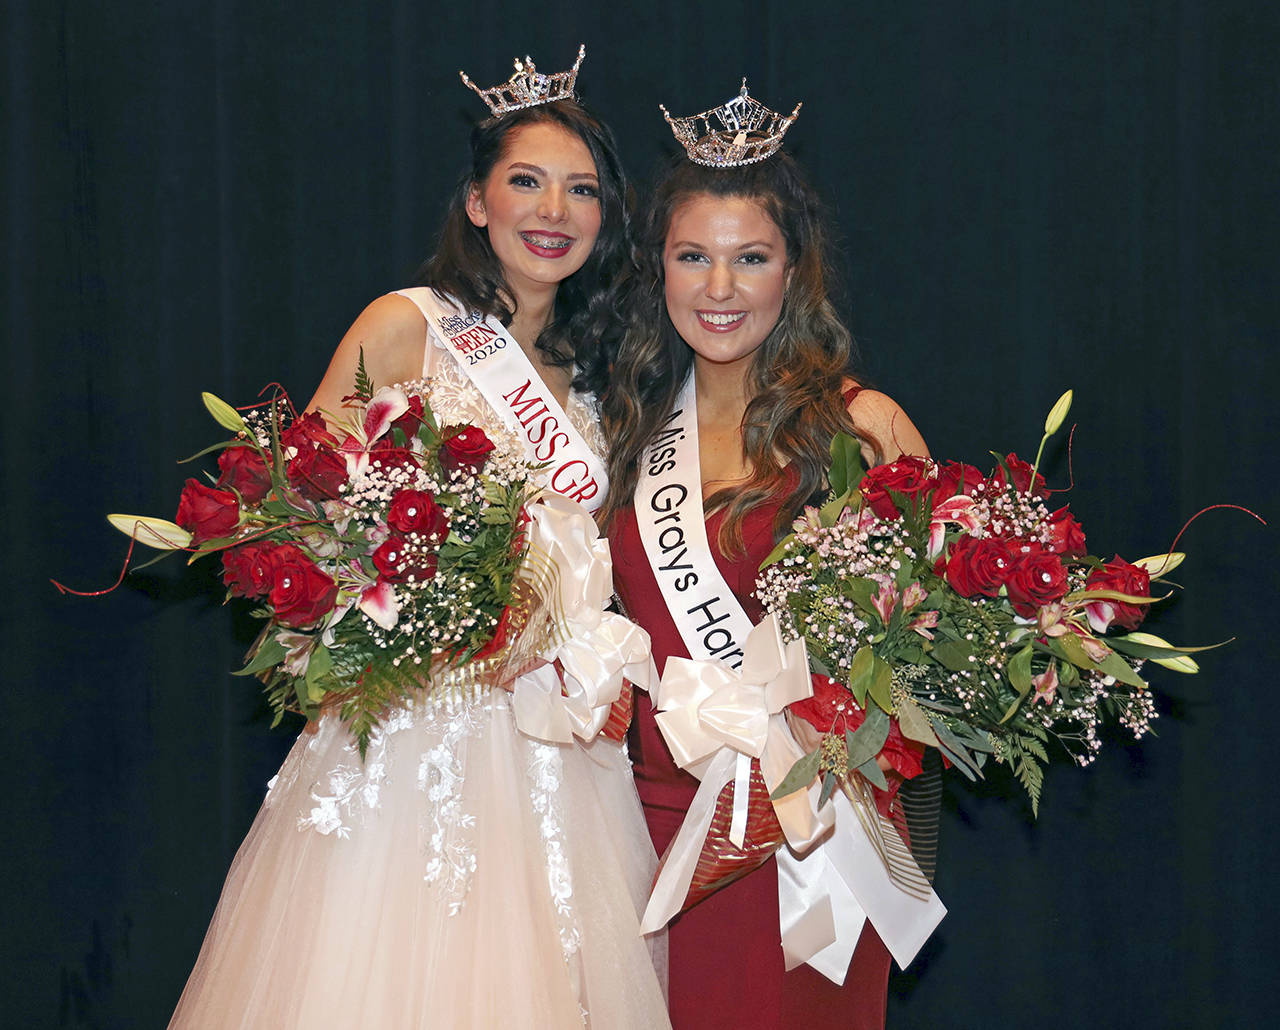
[596,153,877,552]
[411,99,630,378]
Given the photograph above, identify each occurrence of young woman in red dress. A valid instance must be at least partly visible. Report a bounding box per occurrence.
[594,99,929,1029]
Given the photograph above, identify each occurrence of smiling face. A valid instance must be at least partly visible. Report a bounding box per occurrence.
[465,121,603,303]
[662,192,789,378]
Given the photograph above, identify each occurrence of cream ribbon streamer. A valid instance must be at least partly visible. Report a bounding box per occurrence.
[640,615,832,933]
[511,493,653,743]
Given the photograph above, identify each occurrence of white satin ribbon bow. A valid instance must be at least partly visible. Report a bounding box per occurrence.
[512,492,653,744]
[640,613,946,981]
[641,615,835,932]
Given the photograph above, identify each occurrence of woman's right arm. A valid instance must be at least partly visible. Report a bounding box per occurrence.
[305,294,429,420]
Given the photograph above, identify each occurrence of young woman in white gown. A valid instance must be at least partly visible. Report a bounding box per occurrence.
[168,50,670,1030]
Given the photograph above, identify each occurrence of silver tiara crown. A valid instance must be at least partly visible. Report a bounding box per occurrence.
[460,44,586,117]
[660,80,802,167]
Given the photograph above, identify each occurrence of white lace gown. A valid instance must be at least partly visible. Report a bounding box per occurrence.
[169,317,670,1029]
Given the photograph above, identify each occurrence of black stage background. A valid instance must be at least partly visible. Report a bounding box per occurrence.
[5,2,1277,1027]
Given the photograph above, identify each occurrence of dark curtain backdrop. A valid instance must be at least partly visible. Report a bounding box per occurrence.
[5,2,1276,1027]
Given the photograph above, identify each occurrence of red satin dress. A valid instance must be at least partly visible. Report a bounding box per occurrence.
[609,458,893,1029]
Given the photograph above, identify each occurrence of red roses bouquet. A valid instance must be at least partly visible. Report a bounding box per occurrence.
[107,365,538,753]
[758,390,1210,814]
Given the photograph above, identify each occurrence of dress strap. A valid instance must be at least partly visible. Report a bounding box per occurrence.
[842,382,864,406]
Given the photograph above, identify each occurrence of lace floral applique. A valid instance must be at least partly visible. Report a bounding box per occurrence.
[293,706,414,837]
[527,742,583,963]
[417,698,485,915]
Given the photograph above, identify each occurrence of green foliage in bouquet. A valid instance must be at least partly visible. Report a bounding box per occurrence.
[759,391,1217,814]
[107,357,538,755]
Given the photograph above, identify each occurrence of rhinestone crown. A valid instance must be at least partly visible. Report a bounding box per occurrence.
[661,80,802,167]
[460,44,586,116]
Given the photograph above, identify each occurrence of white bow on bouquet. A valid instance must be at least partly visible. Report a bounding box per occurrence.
[511,492,654,744]
[641,614,946,983]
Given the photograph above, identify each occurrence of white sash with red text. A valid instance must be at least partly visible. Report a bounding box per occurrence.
[635,373,945,979]
[633,373,755,667]
[395,287,607,512]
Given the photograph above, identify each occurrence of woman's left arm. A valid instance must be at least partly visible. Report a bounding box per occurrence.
[846,388,930,463]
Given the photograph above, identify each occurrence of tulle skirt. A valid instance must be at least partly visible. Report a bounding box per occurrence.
[169,692,669,1029]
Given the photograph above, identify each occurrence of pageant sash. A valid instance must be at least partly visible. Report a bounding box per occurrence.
[635,374,945,979]
[632,374,755,667]
[396,287,607,513]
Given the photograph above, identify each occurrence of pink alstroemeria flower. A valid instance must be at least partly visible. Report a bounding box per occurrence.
[358,579,400,630]
[1075,631,1113,665]
[927,495,986,560]
[1036,602,1072,638]
[1032,663,1059,705]
[908,610,940,639]
[872,580,900,625]
[901,581,928,611]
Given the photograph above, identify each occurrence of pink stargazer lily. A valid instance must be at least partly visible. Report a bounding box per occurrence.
[358,579,401,630]
[341,386,411,479]
[928,495,986,559]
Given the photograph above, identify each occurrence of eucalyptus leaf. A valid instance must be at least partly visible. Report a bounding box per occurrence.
[770,749,821,800]
[928,716,984,777]
[845,707,891,769]
[896,699,941,747]
[819,771,838,808]
[857,757,888,790]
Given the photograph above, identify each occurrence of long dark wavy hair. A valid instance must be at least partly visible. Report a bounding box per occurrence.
[412,99,629,376]
[597,152,875,551]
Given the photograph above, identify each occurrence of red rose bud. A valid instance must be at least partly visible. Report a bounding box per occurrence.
[368,436,420,473]
[389,395,426,440]
[371,536,412,583]
[440,425,496,475]
[1004,544,1070,617]
[287,444,348,500]
[1046,506,1087,557]
[990,452,1048,498]
[175,478,241,544]
[387,488,450,541]
[932,461,985,503]
[280,411,337,452]
[860,455,935,519]
[217,445,273,505]
[221,540,276,597]
[266,544,339,627]
[1085,556,1151,632]
[944,534,1014,598]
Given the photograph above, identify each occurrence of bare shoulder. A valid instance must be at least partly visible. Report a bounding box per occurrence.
[843,379,930,461]
[306,294,429,418]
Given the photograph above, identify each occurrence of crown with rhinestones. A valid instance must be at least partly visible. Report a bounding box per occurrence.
[660,80,802,167]
[460,44,586,116]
